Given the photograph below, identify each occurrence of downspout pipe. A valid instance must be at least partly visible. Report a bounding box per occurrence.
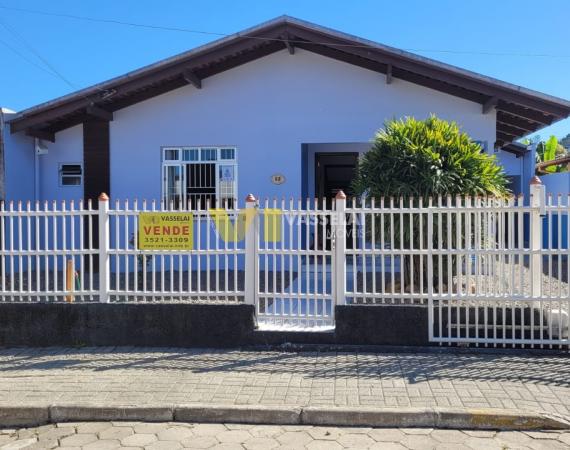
[0,109,5,202]
[34,138,40,202]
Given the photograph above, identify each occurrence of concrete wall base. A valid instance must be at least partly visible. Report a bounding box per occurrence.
[0,303,431,348]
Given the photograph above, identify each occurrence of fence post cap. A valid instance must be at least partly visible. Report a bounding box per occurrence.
[530,176,542,186]
[335,190,347,200]
[98,192,109,201]
[245,193,256,203]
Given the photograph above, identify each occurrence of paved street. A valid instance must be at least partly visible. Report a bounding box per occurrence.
[2,421,570,449]
[0,347,568,418]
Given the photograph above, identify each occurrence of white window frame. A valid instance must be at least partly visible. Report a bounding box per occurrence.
[161,146,238,207]
[59,163,83,187]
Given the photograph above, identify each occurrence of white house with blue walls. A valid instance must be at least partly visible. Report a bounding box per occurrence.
[2,16,570,212]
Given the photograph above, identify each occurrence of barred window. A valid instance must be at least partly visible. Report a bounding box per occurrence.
[162,147,237,209]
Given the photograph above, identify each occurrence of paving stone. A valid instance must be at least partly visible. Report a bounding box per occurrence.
[25,439,59,450]
[0,439,39,450]
[464,437,507,450]
[59,433,99,446]
[82,439,121,449]
[558,433,570,445]
[248,426,284,438]
[226,424,255,430]
[243,436,280,449]
[337,433,375,448]
[99,426,135,440]
[210,444,246,450]
[181,435,219,448]
[528,439,569,450]
[400,434,440,450]
[110,422,143,427]
[121,432,158,446]
[307,440,343,450]
[400,428,434,435]
[190,424,228,436]
[277,431,313,447]
[157,426,194,441]
[279,426,313,432]
[496,430,534,446]
[435,444,470,450]
[133,423,170,434]
[217,430,253,443]
[368,428,406,442]
[15,429,35,440]
[74,422,113,434]
[147,440,183,450]
[338,427,373,434]
[36,426,75,441]
[462,431,496,438]
[524,430,564,440]
[370,444,407,450]
[0,435,16,445]
[431,430,468,444]
[307,427,343,441]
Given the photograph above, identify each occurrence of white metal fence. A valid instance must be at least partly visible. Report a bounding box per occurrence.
[0,200,99,302]
[0,180,568,347]
[106,198,245,303]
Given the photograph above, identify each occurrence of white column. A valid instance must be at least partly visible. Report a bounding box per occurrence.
[98,193,110,303]
[334,191,347,305]
[244,194,257,305]
[529,177,545,298]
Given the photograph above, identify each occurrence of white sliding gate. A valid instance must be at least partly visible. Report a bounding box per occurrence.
[343,180,569,348]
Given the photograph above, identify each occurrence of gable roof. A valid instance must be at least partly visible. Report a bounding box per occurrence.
[9,15,570,150]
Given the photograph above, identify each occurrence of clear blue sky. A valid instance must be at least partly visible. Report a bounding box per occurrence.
[1,0,569,141]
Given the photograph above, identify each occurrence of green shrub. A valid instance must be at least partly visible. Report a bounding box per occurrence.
[351,115,510,292]
[352,115,509,199]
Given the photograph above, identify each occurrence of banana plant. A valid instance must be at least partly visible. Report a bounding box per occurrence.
[536,135,568,174]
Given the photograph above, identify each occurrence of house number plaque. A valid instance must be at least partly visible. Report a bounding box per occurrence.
[271,174,286,185]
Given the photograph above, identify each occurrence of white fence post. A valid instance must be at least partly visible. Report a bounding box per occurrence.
[529,176,545,298]
[98,193,110,303]
[244,194,257,305]
[427,197,434,341]
[334,191,347,305]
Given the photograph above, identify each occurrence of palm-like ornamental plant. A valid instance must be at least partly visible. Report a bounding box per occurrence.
[352,115,510,291]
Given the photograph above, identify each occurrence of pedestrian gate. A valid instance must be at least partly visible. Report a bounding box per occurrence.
[254,199,336,330]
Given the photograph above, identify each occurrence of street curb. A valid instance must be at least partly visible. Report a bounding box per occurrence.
[175,405,302,425]
[2,404,569,431]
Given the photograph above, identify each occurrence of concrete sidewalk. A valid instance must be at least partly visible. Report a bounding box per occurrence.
[0,347,568,426]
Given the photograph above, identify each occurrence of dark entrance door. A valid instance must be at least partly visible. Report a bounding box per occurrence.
[315,153,359,203]
[315,152,359,250]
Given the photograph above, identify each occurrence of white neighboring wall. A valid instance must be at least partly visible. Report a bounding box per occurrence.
[541,172,570,196]
[3,120,83,203]
[38,125,83,203]
[2,111,35,202]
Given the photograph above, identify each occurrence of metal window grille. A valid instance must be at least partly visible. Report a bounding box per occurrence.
[162,147,237,209]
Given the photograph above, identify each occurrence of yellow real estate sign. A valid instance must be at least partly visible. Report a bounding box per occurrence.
[138,212,193,250]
